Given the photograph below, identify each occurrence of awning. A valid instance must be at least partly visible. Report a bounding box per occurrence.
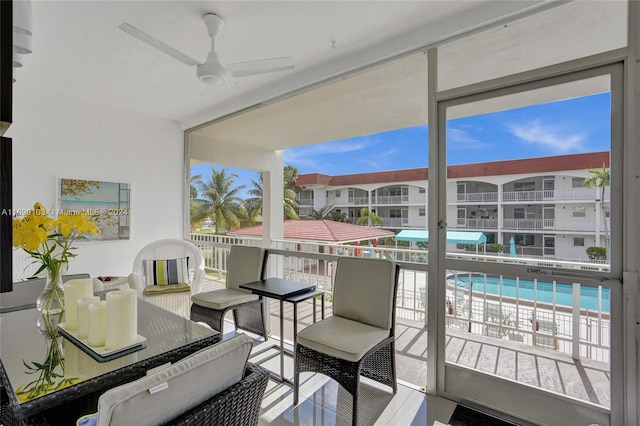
[395,230,487,244]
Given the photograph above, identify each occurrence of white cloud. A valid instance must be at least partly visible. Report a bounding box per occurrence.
[506,120,585,152]
[447,127,491,149]
[284,138,378,171]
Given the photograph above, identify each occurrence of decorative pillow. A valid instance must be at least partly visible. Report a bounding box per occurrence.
[143,257,190,286]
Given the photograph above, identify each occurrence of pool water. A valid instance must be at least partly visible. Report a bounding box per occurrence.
[450,275,610,313]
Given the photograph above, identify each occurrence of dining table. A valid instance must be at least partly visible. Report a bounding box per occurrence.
[0,295,220,425]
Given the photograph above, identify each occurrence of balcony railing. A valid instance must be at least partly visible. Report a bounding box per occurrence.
[380,217,426,228]
[298,206,314,216]
[189,233,610,366]
[374,195,409,204]
[454,188,612,203]
[456,192,498,203]
[502,187,610,202]
[455,218,498,229]
[502,218,555,230]
[347,196,369,205]
[298,198,314,206]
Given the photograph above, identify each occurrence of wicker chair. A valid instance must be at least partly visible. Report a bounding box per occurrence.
[293,257,400,426]
[129,239,205,296]
[165,363,268,426]
[190,245,268,339]
[74,335,269,426]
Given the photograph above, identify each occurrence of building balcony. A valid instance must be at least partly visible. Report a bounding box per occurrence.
[298,198,314,206]
[502,218,554,230]
[455,218,498,229]
[187,235,611,413]
[380,217,426,228]
[453,188,611,204]
[298,206,314,216]
[502,187,610,203]
[456,192,498,203]
[374,195,409,204]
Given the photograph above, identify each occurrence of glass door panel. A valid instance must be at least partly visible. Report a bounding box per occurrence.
[441,68,620,426]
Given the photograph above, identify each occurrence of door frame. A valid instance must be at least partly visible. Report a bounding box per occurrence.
[428,51,625,426]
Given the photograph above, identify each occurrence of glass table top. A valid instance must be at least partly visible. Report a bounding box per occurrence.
[0,297,218,405]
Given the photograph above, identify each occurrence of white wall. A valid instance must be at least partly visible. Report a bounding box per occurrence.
[9,84,184,277]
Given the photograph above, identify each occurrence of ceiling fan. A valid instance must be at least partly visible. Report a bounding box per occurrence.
[119,13,295,85]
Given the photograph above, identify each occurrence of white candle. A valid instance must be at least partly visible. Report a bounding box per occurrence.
[88,301,106,347]
[64,278,93,330]
[105,288,138,350]
[77,296,100,339]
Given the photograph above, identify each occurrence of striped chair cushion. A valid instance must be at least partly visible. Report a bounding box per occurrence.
[143,258,190,286]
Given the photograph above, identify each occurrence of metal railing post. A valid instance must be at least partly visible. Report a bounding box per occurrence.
[572,283,581,359]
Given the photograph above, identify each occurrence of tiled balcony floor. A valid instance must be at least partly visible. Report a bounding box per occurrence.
[140,276,610,422]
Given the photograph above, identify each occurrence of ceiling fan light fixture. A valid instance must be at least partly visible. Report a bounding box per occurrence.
[196,61,229,85]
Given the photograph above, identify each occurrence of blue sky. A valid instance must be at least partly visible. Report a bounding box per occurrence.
[191,92,610,198]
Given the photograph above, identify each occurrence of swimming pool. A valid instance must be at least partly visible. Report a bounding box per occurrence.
[449,275,610,313]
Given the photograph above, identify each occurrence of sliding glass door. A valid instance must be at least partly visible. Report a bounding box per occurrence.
[437,64,623,426]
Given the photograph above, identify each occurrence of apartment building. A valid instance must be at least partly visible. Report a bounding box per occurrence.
[297,151,610,260]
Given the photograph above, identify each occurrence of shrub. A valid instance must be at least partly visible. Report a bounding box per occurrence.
[586,246,607,260]
[489,243,504,253]
[416,241,428,250]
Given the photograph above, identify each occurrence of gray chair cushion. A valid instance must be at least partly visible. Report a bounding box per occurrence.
[191,288,259,310]
[296,316,390,362]
[226,246,264,291]
[96,334,253,426]
[332,257,396,330]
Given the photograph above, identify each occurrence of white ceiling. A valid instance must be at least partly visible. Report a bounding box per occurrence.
[17,0,556,130]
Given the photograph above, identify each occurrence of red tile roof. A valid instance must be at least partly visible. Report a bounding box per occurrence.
[227,220,394,244]
[297,151,609,186]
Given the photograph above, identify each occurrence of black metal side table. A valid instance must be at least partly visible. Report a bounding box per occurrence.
[240,278,325,384]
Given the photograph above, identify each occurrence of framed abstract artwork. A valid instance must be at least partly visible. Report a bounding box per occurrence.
[58,178,130,241]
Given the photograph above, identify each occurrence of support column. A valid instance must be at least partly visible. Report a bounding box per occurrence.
[262,151,284,247]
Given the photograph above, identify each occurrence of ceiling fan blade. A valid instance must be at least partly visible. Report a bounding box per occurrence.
[119,23,200,67]
[227,57,294,78]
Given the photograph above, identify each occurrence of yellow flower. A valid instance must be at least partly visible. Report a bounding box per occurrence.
[12,202,101,272]
[12,216,49,250]
[22,203,55,231]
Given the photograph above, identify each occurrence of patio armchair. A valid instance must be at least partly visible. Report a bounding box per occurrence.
[532,316,559,350]
[75,334,269,426]
[293,256,400,426]
[129,239,205,296]
[190,245,268,339]
[483,301,512,337]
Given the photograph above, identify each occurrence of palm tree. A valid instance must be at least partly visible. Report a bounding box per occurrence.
[329,210,348,222]
[246,172,299,219]
[239,199,262,228]
[310,208,326,219]
[284,165,300,193]
[189,174,202,228]
[191,167,246,234]
[189,174,200,199]
[583,163,610,259]
[356,207,383,227]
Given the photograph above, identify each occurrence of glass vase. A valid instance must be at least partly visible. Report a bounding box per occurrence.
[36,268,65,315]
